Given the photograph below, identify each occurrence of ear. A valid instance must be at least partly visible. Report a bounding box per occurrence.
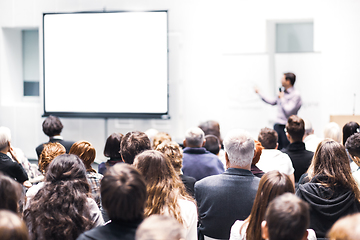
[286,132,291,142]
[301,230,308,240]
[183,140,187,148]
[225,152,230,169]
[202,139,206,147]
[275,143,278,150]
[261,221,269,240]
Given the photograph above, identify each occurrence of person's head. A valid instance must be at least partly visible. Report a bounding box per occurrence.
[0,126,11,152]
[0,210,29,240]
[120,131,151,164]
[69,141,96,172]
[327,213,360,240]
[198,120,222,143]
[281,72,296,88]
[152,132,172,150]
[183,127,205,148]
[343,121,360,145]
[285,115,305,143]
[133,150,190,223]
[42,115,63,137]
[345,133,360,165]
[223,129,254,168]
[0,174,23,213]
[101,163,146,222]
[324,122,342,143]
[155,141,183,174]
[258,127,278,149]
[204,135,221,155]
[303,119,314,137]
[103,133,123,159]
[252,140,264,165]
[135,215,185,240]
[307,139,360,200]
[39,142,66,174]
[261,193,309,240]
[245,171,294,240]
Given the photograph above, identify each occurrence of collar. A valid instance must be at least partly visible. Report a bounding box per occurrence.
[183,147,207,154]
[285,86,294,94]
[50,136,63,140]
[223,168,254,176]
[287,141,306,151]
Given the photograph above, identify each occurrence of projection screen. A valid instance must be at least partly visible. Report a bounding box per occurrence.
[43,11,169,118]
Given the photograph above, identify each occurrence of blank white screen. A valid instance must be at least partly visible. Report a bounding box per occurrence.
[43,11,168,116]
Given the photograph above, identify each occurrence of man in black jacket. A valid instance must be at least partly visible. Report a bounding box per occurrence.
[282,115,313,183]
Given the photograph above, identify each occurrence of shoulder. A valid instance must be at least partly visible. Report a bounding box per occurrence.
[77,226,105,240]
[230,220,247,240]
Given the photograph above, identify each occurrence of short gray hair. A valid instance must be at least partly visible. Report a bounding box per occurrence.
[185,127,205,147]
[224,129,254,167]
[0,127,11,151]
[304,119,313,135]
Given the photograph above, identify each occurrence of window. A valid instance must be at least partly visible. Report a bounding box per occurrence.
[276,22,313,53]
[22,30,39,96]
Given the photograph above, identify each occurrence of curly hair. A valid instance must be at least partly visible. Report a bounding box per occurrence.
[39,142,66,173]
[155,141,183,174]
[69,141,96,172]
[152,132,172,150]
[133,150,194,224]
[24,154,93,240]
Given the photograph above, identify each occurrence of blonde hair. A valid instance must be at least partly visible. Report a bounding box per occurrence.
[152,132,172,150]
[155,141,183,174]
[324,122,341,143]
[69,141,96,172]
[328,213,360,240]
[39,142,66,173]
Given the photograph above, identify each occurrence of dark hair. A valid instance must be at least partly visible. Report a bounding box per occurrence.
[42,115,63,137]
[0,174,23,213]
[120,131,151,164]
[343,121,360,145]
[265,193,309,240]
[284,72,296,86]
[258,128,278,149]
[244,171,294,240]
[198,120,222,144]
[346,133,360,159]
[0,210,29,240]
[135,215,185,240]
[286,115,305,142]
[307,139,360,201]
[104,133,123,159]
[101,163,146,221]
[24,154,93,240]
[204,135,220,155]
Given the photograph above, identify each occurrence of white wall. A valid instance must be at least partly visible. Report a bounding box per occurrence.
[1,0,360,161]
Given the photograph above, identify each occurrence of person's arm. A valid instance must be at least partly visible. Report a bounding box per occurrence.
[254,87,277,105]
[9,147,31,187]
[278,93,302,116]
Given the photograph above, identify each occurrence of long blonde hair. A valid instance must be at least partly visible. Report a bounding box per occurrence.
[134,150,193,224]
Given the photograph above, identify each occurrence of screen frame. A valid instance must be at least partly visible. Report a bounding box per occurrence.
[42,10,169,119]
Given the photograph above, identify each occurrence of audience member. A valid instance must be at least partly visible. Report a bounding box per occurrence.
[182,127,224,181]
[156,141,196,197]
[98,133,123,175]
[195,129,260,239]
[250,140,265,178]
[26,142,66,208]
[204,135,221,156]
[0,210,29,240]
[198,120,223,145]
[144,128,159,148]
[134,150,197,240]
[120,131,151,164]
[261,193,310,240]
[303,119,322,152]
[296,139,360,238]
[345,133,360,185]
[327,213,360,240]
[0,126,30,187]
[0,173,23,213]
[343,121,359,145]
[281,115,313,183]
[24,154,104,240]
[77,164,146,240]
[323,122,342,143]
[230,171,316,240]
[135,215,185,240]
[152,132,172,149]
[256,127,295,184]
[70,141,103,207]
[35,115,74,158]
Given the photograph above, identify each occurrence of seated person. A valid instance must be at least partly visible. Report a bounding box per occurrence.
[0,174,24,214]
[136,215,185,240]
[98,133,123,175]
[261,193,311,240]
[120,131,151,164]
[327,213,360,240]
[0,210,29,240]
[345,133,360,185]
[77,163,147,240]
[152,132,172,149]
[35,115,74,159]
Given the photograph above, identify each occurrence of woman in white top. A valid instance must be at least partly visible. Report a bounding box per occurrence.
[134,150,197,240]
[230,171,316,240]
